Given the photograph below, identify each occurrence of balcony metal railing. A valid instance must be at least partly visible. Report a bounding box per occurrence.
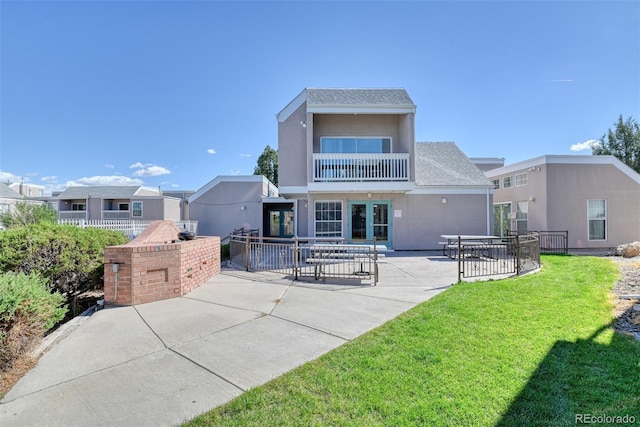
[102,210,131,220]
[59,211,87,220]
[313,153,410,182]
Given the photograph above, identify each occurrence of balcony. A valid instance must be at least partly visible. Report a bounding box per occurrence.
[59,211,87,220]
[102,210,131,220]
[313,153,410,182]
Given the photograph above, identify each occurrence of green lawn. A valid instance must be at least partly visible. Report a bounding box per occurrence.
[184,256,640,426]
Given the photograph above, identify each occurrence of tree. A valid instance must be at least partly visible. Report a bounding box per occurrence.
[254,145,278,186]
[592,115,640,173]
[0,201,57,229]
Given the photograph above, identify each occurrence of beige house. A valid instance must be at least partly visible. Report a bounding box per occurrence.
[0,183,26,217]
[485,155,640,249]
[276,88,494,250]
[52,186,183,221]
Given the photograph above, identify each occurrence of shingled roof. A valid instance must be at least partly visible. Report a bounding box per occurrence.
[57,186,155,199]
[415,142,493,187]
[277,88,416,122]
[306,88,414,107]
[0,183,23,199]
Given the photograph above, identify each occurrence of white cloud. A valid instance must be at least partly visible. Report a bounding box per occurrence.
[0,170,21,184]
[105,163,115,169]
[129,162,150,169]
[65,175,144,186]
[240,153,251,157]
[171,184,179,188]
[132,165,171,177]
[549,79,574,83]
[230,169,241,175]
[570,139,600,152]
[41,176,58,183]
[207,148,217,154]
[26,172,38,178]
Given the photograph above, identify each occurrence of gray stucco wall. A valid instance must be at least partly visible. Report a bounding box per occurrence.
[278,103,308,189]
[189,181,265,237]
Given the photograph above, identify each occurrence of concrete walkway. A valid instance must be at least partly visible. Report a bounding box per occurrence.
[0,252,457,427]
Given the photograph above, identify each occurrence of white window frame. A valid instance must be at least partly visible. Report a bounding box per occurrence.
[314,200,343,238]
[503,176,513,188]
[515,173,528,186]
[132,201,143,218]
[516,201,528,232]
[320,137,392,154]
[587,199,607,241]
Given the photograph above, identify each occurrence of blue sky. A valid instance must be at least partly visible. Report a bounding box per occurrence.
[1,1,638,194]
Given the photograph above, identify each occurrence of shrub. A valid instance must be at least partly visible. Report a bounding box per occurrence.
[221,243,230,261]
[0,224,129,297]
[0,201,57,229]
[0,272,67,371]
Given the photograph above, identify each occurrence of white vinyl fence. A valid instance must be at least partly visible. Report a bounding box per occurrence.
[58,219,198,240]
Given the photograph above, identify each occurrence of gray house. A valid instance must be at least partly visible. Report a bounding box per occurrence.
[486,154,640,249]
[53,186,183,221]
[276,88,494,250]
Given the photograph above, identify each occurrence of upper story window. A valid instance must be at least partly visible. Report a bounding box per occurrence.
[492,179,500,190]
[72,203,86,211]
[503,176,512,188]
[321,137,391,154]
[515,173,528,186]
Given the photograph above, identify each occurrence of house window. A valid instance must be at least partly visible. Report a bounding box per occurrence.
[503,176,512,188]
[0,204,9,214]
[118,203,129,211]
[588,199,606,240]
[515,173,528,186]
[321,137,391,154]
[132,201,143,217]
[314,200,342,237]
[72,203,86,211]
[516,201,528,232]
[492,180,500,190]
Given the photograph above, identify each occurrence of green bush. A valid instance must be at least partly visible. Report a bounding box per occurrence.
[0,201,57,229]
[0,224,129,297]
[221,243,230,261]
[0,272,67,371]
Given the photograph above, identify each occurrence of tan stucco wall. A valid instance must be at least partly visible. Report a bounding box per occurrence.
[278,103,308,189]
[302,192,490,250]
[492,162,640,248]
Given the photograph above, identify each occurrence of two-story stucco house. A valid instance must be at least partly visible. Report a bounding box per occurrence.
[276,88,494,250]
[486,154,640,249]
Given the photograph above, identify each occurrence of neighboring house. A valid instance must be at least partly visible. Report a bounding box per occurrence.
[162,190,196,222]
[0,182,26,217]
[485,155,640,249]
[53,186,183,221]
[276,88,494,250]
[189,175,279,238]
[9,182,46,198]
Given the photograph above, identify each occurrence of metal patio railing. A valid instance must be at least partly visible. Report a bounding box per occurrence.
[229,234,380,285]
[453,234,541,281]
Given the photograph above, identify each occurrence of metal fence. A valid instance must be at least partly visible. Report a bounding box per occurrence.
[229,235,379,284]
[455,234,541,281]
[510,230,568,254]
[58,219,198,240]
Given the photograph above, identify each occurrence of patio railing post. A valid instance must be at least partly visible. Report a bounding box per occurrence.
[373,236,378,286]
[457,235,462,283]
[294,236,299,280]
[244,236,250,272]
[516,235,521,276]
